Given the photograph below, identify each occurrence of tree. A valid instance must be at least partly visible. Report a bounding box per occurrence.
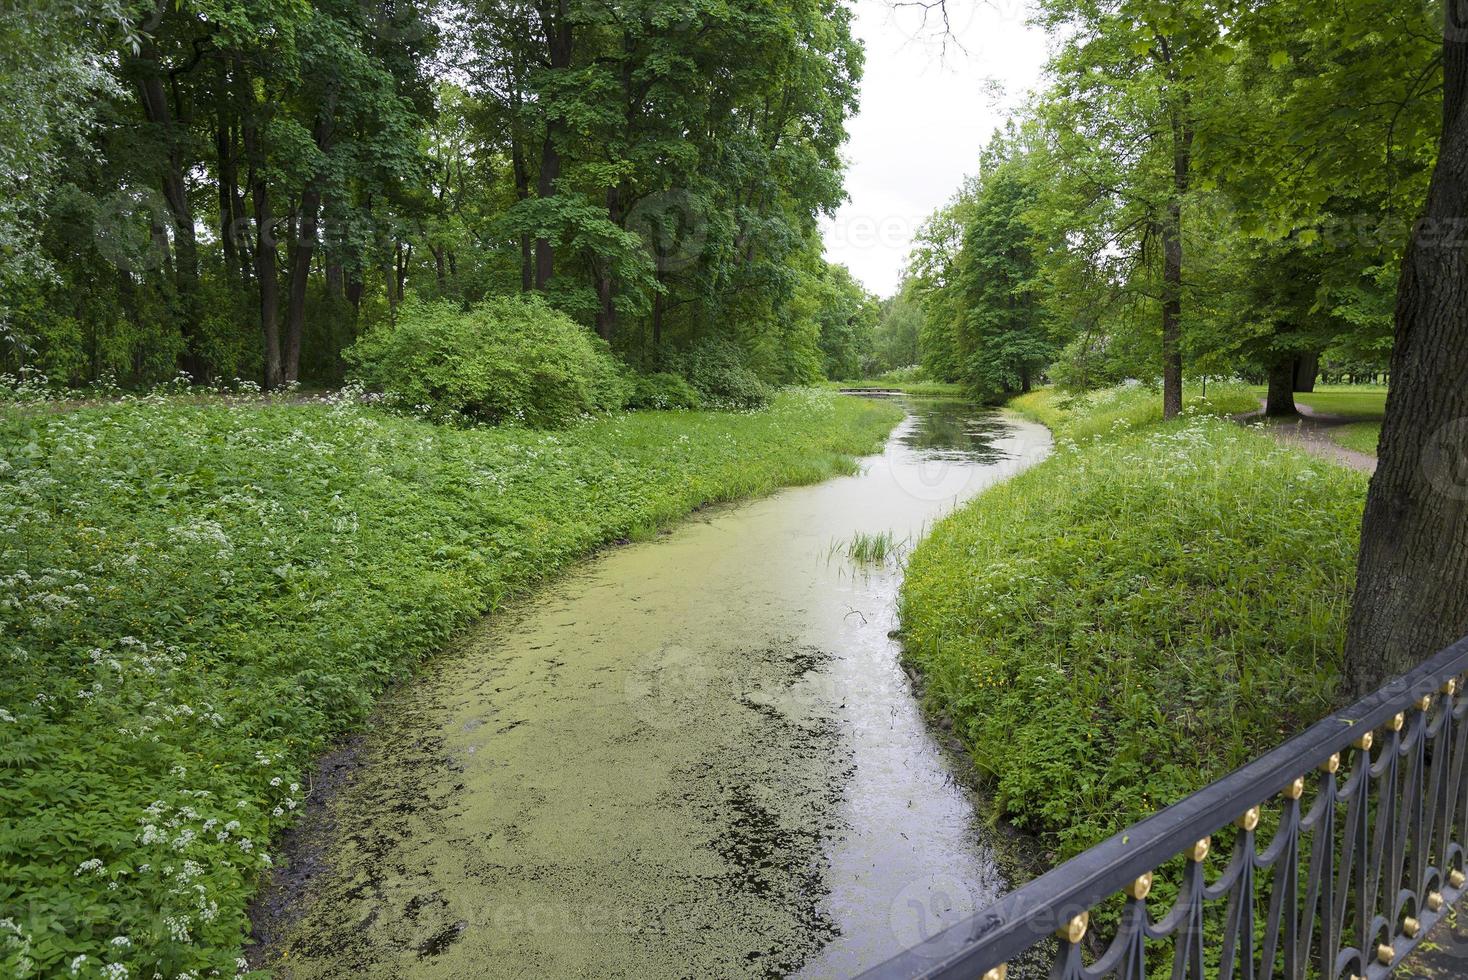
[1344,4,1468,695]
[1033,0,1232,418]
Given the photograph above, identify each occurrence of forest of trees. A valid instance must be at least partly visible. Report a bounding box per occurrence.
[908,0,1438,414]
[0,0,887,391]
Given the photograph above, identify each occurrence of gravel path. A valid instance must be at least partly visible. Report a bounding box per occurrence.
[1238,401,1378,475]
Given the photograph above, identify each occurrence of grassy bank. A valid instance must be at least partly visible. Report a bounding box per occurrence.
[829,379,967,398]
[1008,382,1259,443]
[0,389,902,978]
[900,389,1366,861]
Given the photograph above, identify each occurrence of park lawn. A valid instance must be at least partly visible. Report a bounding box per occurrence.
[0,389,902,979]
[902,388,1366,866]
[1332,420,1383,455]
[1243,384,1389,420]
[1296,386,1388,419]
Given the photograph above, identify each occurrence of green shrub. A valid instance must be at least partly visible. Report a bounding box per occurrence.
[345,295,629,427]
[900,418,1366,860]
[626,371,701,411]
[0,389,903,977]
[673,338,772,409]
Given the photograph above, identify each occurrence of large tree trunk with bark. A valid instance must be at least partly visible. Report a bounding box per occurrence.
[1265,355,1299,416]
[1343,21,1468,696]
[1160,206,1184,420]
[1293,352,1320,392]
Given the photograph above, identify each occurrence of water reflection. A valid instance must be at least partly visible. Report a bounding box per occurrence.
[896,398,1016,464]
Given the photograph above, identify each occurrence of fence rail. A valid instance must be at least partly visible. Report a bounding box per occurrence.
[861,636,1468,980]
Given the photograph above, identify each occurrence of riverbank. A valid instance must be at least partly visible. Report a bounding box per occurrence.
[0,389,903,979]
[899,386,1367,867]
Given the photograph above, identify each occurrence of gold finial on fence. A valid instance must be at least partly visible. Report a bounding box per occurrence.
[1418,695,1433,712]
[1429,892,1445,912]
[1285,777,1306,799]
[1443,678,1457,697]
[1390,713,1405,732]
[1403,917,1421,938]
[1126,873,1153,901]
[1451,869,1466,889]
[981,966,1008,980]
[1189,838,1211,862]
[1236,807,1261,832]
[1355,730,1374,751]
[1377,944,1396,966]
[1320,753,1341,774]
[1056,912,1088,944]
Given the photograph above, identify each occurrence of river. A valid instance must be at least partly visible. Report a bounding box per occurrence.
[256,398,1052,978]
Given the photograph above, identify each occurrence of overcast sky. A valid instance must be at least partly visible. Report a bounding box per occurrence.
[819,0,1050,298]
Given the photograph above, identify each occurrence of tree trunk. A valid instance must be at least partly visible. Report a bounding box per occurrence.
[1160,70,1193,421]
[513,136,534,293]
[595,185,621,341]
[137,40,205,379]
[1161,205,1184,420]
[217,123,241,287]
[241,98,281,389]
[251,179,282,389]
[1293,352,1320,392]
[1265,356,1299,416]
[1343,20,1468,696]
[283,187,320,385]
[533,2,573,291]
[652,274,665,351]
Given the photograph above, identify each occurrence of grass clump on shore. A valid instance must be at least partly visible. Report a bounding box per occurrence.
[844,530,907,565]
[0,388,901,978]
[1009,382,1259,443]
[900,407,1366,861]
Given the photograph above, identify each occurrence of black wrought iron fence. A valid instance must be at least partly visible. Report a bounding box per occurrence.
[861,636,1468,980]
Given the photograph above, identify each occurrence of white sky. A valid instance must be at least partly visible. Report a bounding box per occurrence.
[819,0,1050,298]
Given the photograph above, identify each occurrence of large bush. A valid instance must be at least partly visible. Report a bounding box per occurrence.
[672,338,773,409]
[626,371,701,411]
[346,295,629,427]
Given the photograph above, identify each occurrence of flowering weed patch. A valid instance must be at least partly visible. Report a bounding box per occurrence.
[0,389,901,978]
[900,413,1366,861]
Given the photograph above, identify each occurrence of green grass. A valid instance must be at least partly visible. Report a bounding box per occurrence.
[900,396,1367,864]
[829,379,967,399]
[1296,388,1387,418]
[1332,421,1383,455]
[0,389,902,978]
[1244,384,1389,420]
[1008,382,1261,443]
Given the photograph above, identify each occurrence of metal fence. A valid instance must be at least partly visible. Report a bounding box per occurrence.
[861,637,1468,980]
